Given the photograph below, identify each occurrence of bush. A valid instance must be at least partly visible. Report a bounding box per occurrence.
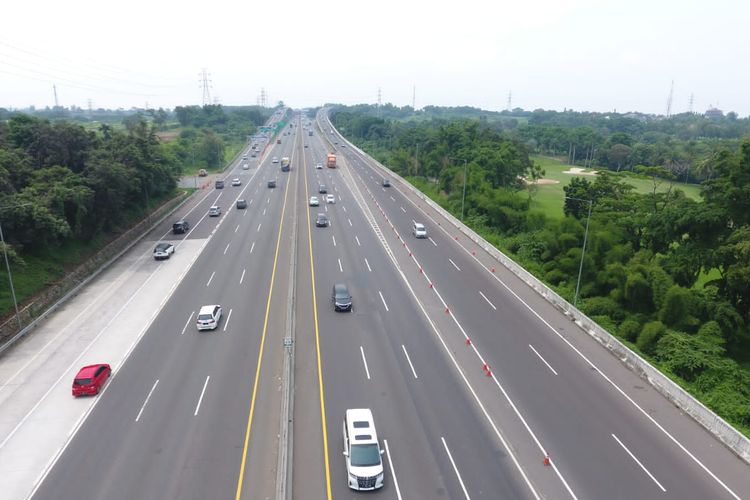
[637,320,666,354]
[658,285,695,329]
[618,319,641,342]
[582,296,626,321]
[654,330,724,381]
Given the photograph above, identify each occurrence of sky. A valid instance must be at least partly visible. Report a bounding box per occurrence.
[1,0,748,116]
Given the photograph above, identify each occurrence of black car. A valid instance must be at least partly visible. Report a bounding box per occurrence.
[382,179,391,187]
[172,220,190,234]
[215,179,225,189]
[236,199,247,209]
[318,184,327,194]
[315,213,329,227]
[332,283,352,312]
[268,179,277,188]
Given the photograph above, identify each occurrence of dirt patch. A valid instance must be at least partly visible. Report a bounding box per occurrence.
[155,131,179,142]
[563,167,597,176]
[521,177,560,185]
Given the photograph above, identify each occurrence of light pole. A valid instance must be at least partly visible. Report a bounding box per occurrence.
[449,157,469,221]
[0,202,32,330]
[565,196,593,307]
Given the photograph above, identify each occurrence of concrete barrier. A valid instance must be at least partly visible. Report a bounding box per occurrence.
[327,113,750,464]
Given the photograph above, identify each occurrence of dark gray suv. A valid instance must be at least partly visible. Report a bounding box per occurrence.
[332,283,352,312]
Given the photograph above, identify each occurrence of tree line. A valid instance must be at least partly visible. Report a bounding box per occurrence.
[0,114,180,255]
[332,105,750,434]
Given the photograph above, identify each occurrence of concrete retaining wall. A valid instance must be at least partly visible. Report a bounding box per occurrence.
[339,127,750,464]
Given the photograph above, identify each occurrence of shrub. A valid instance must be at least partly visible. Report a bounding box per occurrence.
[582,296,626,321]
[637,320,666,354]
[618,319,641,342]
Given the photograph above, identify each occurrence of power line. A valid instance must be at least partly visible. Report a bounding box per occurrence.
[0,66,164,97]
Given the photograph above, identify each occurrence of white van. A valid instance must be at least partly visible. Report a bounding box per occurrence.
[412,222,427,238]
[342,408,384,490]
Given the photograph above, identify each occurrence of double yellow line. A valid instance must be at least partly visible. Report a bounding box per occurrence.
[234,120,333,499]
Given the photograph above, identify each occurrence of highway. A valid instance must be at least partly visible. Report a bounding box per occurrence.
[23,110,750,500]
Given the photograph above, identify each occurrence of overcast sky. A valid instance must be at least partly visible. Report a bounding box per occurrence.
[1,0,748,116]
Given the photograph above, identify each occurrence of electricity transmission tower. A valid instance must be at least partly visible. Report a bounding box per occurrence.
[199,68,212,106]
[666,80,674,117]
[53,85,59,108]
[506,90,512,111]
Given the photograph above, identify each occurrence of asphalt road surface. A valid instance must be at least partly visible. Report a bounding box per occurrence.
[28,113,750,500]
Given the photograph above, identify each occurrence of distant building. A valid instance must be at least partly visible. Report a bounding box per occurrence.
[705,107,724,119]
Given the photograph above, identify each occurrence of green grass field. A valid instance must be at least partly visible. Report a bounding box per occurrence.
[529,155,703,218]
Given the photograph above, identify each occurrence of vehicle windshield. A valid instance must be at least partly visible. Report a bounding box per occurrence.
[350,443,381,467]
[74,378,92,386]
[198,314,213,321]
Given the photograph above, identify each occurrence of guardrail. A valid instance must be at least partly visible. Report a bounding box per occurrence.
[0,191,191,356]
[321,110,750,464]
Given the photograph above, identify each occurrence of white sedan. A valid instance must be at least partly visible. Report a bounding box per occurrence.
[231,178,241,186]
[315,163,323,169]
[309,196,320,207]
[326,194,336,204]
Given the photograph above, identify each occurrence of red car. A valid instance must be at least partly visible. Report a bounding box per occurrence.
[72,364,111,397]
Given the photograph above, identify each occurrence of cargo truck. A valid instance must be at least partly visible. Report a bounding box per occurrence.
[327,153,337,168]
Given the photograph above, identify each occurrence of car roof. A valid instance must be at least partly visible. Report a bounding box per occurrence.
[345,408,377,443]
[199,305,219,314]
[414,222,425,228]
[76,364,106,377]
[155,242,171,248]
[334,283,348,293]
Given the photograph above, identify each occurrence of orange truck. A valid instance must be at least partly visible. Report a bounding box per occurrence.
[326,153,337,168]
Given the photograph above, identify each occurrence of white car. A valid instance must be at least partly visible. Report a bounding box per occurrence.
[196,305,222,331]
[309,196,320,207]
[231,178,241,186]
[315,163,323,169]
[343,409,384,490]
[208,205,221,217]
[153,242,175,260]
[242,163,249,170]
[326,194,336,204]
[272,157,279,164]
[412,222,427,238]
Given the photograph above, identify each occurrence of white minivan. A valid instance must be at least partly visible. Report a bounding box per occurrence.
[412,222,427,238]
[343,408,384,490]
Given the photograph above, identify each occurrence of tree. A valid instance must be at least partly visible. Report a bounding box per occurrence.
[199,130,224,168]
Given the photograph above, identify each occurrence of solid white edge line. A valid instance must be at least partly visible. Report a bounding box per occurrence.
[240,269,246,284]
[194,375,210,416]
[340,140,544,499]
[478,291,497,310]
[528,344,558,376]
[383,439,403,500]
[206,271,215,287]
[449,258,461,271]
[612,433,666,492]
[365,258,372,272]
[356,148,740,498]
[401,345,418,379]
[181,311,195,335]
[359,346,371,380]
[135,379,159,422]
[223,309,232,332]
[378,291,389,312]
[442,437,471,500]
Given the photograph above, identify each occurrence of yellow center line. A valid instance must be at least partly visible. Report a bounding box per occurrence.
[303,119,334,499]
[234,131,296,500]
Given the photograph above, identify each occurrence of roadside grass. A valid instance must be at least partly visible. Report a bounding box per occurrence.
[0,188,188,320]
[529,155,703,219]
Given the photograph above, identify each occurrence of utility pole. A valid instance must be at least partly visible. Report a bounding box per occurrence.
[199,68,212,106]
[565,196,593,307]
[666,80,674,118]
[377,87,382,117]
